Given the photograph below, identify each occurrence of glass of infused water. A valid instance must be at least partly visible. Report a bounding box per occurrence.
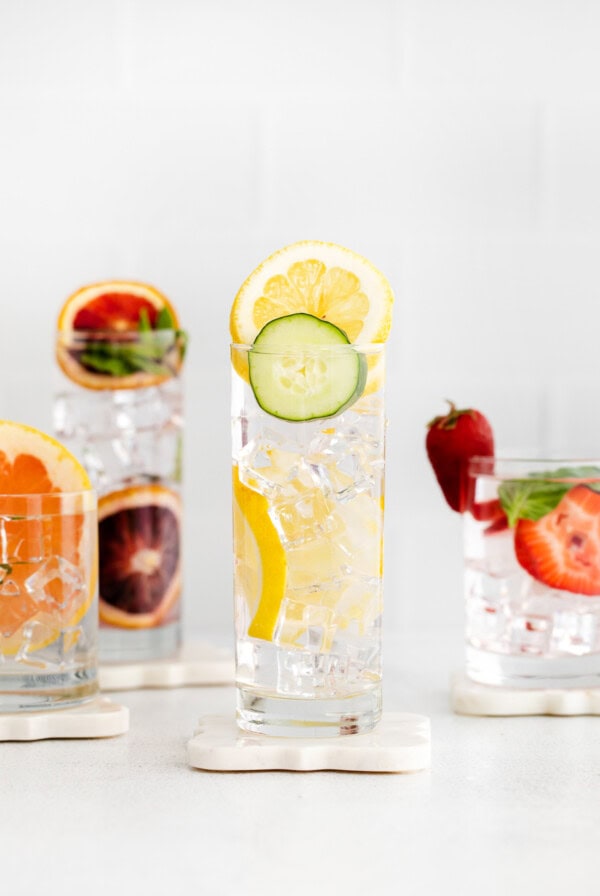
[54,281,186,662]
[230,242,394,736]
[465,457,600,688]
[0,422,98,711]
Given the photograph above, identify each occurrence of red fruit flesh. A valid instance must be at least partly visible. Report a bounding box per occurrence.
[99,503,180,615]
[73,294,159,331]
[514,485,600,596]
[426,401,495,513]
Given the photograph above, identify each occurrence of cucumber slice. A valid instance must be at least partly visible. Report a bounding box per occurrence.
[248,313,367,422]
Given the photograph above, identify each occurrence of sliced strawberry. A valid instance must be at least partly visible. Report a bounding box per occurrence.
[514,485,600,596]
[426,401,494,513]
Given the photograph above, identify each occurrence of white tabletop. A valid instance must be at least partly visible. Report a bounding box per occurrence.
[1,629,599,896]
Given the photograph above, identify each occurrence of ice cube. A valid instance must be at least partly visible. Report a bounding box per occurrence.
[238,441,304,498]
[507,614,552,655]
[466,595,508,648]
[551,610,599,656]
[285,540,347,590]
[113,385,181,433]
[14,614,61,666]
[270,488,337,547]
[25,556,85,619]
[276,599,336,653]
[0,588,37,638]
[465,565,526,605]
[329,578,382,636]
[0,516,51,565]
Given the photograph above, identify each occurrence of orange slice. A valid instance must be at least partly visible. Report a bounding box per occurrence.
[233,466,286,641]
[98,484,181,630]
[0,421,94,656]
[57,280,183,391]
[229,241,394,393]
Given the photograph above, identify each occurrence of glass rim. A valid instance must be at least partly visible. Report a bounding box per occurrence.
[0,489,97,516]
[468,455,600,480]
[57,328,181,340]
[0,488,95,499]
[231,342,385,354]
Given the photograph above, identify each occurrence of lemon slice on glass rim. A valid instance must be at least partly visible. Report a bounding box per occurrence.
[229,240,394,394]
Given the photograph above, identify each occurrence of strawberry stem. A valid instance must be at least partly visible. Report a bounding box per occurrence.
[427,400,474,430]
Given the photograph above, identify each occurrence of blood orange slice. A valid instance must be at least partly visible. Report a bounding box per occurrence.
[57,280,185,391]
[0,421,94,656]
[98,484,182,629]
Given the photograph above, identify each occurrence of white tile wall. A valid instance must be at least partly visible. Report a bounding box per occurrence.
[1,0,600,636]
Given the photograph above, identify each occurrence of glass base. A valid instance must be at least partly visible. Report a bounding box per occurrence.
[0,669,98,713]
[466,644,600,689]
[99,621,180,663]
[236,684,382,737]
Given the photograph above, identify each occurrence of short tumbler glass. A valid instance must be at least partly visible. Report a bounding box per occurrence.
[465,457,600,688]
[232,343,385,736]
[0,489,98,711]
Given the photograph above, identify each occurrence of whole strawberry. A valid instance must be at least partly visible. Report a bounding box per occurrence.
[426,401,494,512]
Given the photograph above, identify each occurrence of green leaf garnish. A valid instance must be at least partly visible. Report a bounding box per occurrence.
[156,307,175,329]
[138,308,152,332]
[498,465,600,527]
[79,334,180,378]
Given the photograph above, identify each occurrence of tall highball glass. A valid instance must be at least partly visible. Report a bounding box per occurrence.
[232,342,385,736]
[54,328,184,662]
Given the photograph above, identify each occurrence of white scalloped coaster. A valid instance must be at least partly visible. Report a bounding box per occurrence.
[187,712,431,773]
[451,671,600,716]
[0,696,129,741]
[99,642,234,691]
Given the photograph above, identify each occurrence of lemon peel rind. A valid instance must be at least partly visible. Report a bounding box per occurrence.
[233,467,286,642]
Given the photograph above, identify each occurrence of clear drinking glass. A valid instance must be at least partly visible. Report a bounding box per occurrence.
[0,489,98,711]
[465,457,600,688]
[54,329,184,662]
[232,343,385,736]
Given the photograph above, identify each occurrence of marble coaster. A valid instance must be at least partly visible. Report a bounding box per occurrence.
[451,671,600,716]
[188,712,431,773]
[99,642,234,691]
[0,696,129,741]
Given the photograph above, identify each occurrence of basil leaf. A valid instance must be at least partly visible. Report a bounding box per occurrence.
[80,349,135,376]
[138,308,152,332]
[498,465,600,527]
[156,307,175,329]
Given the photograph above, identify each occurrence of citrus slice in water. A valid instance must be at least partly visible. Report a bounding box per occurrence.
[229,240,394,393]
[0,421,93,656]
[233,467,286,641]
[57,280,183,391]
[98,484,181,629]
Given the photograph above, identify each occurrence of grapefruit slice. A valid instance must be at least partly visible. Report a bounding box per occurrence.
[57,280,185,391]
[0,421,94,656]
[229,241,394,393]
[98,484,182,629]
